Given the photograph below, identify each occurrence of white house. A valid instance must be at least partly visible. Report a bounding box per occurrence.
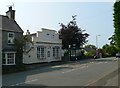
[23,28,62,64]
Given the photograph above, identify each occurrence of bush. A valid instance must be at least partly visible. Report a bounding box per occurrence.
[64,50,69,56]
[85,50,96,58]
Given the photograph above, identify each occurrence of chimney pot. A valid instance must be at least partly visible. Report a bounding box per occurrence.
[6,6,15,20]
[9,6,12,10]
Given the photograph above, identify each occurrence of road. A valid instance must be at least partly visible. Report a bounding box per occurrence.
[2,57,119,87]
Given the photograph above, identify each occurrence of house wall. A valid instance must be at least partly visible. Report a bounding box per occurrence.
[2,30,22,50]
[23,44,62,64]
[2,30,23,66]
[33,29,61,44]
[2,31,24,73]
[23,29,62,64]
[1,7,24,74]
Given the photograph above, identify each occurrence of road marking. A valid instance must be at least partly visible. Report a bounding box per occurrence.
[51,65,62,68]
[86,79,98,86]
[51,65,69,68]
[81,66,87,68]
[90,62,94,63]
[104,62,108,63]
[89,61,109,65]
[62,65,88,74]
[62,69,75,73]
[10,79,38,86]
[81,64,87,66]
[25,79,38,83]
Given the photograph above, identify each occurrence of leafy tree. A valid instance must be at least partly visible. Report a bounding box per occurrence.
[113,1,120,51]
[102,44,117,57]
[59,15,89,49]
[108,34,115,45]
[14,37,25,65]
[85,50,96,58]
[84,44,97,50]
[84,44,97,58]
[14,34,33,65]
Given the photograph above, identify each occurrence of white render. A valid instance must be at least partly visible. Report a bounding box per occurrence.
[23,28,62,64]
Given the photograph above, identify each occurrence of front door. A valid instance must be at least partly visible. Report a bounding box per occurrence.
[47,50,51,62]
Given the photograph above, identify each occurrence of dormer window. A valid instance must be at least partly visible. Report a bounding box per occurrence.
[8,32,15,44]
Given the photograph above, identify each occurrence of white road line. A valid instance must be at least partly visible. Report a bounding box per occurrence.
[86,79,98,86]
[62,65,88,74]
[10,79,38,86]
[81,64,87,66]
[51,65,69,68]
[104,62,108,63]
[81,66,87,68]
[25,79,38,83]
[90,62,94,63]
[62,69,75,73]
[51,66,62,68]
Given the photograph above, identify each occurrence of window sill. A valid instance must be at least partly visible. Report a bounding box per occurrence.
[2,64,16,66]
[8,43,14,45]
[37,58,46,60]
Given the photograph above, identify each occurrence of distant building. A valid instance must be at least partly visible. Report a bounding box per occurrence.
[0,7,23,72]
[23,28,62,64]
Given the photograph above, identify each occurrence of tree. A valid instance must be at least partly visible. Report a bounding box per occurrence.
[59,15,89,49]
[84,44,97,51]
[102,44,117,57]
[14,34,33,65]
[108,34,115,45]
[84,44,97,58]
[113,1,120,51]
[14,37,25,66]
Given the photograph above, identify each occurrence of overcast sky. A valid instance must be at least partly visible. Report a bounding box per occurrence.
[0,0,114,48]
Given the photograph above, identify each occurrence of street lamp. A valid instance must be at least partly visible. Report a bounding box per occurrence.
[96,34,100,49]
[96,34,101,59]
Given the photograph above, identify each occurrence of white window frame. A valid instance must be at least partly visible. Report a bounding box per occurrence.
[8,32,15,44]
[53,47,59,59]
[2,52,16,65]
[37,46,46,59]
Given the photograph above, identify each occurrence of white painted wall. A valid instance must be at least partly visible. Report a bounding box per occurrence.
[33,28,61,44]
[23,28,62,64]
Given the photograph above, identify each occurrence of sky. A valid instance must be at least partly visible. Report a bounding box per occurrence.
[0,0,114,48]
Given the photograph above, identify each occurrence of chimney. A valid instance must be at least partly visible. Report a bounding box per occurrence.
[6,6,15,20]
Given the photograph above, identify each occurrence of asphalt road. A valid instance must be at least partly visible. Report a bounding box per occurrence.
[2,57,119,87]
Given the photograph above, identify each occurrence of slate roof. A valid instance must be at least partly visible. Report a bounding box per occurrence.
[1,15,23,33]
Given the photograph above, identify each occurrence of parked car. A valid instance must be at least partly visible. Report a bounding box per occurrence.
[116,53,120,58]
